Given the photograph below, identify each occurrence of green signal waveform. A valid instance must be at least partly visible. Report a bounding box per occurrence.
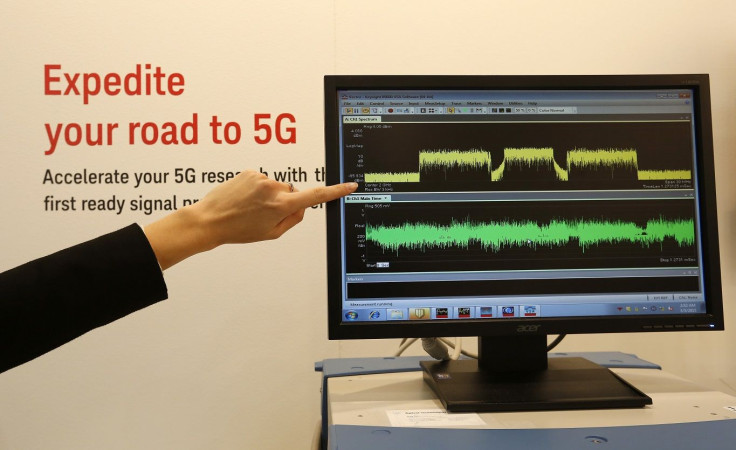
[366,217,695,254]
[363,148,691,183]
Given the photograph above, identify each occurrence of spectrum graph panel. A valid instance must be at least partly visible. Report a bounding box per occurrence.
[343,121,694,192]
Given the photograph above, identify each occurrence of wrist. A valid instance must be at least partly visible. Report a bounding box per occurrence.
[181,201,221,252]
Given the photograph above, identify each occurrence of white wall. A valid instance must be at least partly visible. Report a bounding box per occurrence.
[0,1,734,448]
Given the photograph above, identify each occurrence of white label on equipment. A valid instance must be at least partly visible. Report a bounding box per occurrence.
[387,409,486,428]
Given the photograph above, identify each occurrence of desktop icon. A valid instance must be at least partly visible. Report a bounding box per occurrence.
[435,307,449,319]
[410,308,431,320]
[523,305,539,317]
[479,306,494,318]
[388,309,405,320]
[457,307,471,318]
[502,306,515,317]
[369,310,382,320]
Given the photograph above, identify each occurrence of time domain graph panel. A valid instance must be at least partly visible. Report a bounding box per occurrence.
[345,199,696,274]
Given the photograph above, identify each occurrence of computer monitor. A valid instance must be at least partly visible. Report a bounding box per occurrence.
[324,75,723,412]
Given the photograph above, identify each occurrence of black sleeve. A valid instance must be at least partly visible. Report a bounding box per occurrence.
[0,224,168,373]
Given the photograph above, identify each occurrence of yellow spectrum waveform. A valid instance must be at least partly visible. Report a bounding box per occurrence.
[418,149,492,173]
[492,148,569,181]
[364,149,491,183]
[363,148,691,183]
[567,149,692,181]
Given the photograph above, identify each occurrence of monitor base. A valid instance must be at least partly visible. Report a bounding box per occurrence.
[421,357,652,413]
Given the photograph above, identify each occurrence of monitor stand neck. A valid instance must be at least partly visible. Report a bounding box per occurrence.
[478,334,548,373]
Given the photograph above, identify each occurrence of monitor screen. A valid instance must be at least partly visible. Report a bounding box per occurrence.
[324,75,724,411]
[325,75,723,342]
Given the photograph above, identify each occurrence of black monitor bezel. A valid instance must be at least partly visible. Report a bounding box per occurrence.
[325,74,723,340]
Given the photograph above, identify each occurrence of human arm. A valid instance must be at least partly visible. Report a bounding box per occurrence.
[1,171,355,372]
[0,225,167,373]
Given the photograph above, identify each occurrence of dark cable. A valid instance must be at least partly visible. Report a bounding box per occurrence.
[547,334,567,352]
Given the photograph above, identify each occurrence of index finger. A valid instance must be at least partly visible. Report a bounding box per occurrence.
[287,182,358,209]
